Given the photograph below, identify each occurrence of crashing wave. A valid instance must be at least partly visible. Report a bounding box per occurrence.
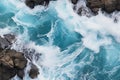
[0,0,120,80]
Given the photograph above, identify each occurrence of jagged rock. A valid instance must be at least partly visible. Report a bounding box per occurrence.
[25,0,50,9]
[86,0,120,14]
[0,34,27,80]
[0,36,10,49]
[29,63,39,79]
[0,49,27,80]
[0,50,27,69]
[4,34,15,44]
[0,34,15,49]
[0,34,40,79]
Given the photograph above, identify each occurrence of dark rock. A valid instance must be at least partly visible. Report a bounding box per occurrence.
[86,0,104,14]
[0,36,10,49]
[17,69,25,79]
[116,0,120,10]
[25,0,36,9]
[0,49,27,80]
[77,6,92,17]
[0,64,16,80]
[1,50,27,69]
[103,0,117,13]
[12,52,27,69]
[86,0,120,14]
[4,34,15,44]
[29,63,39,79]
[0,34,28,80]
[0,34,15,49]
[0,34,40,79]
[71,0,78,4]
[25,0,50,9]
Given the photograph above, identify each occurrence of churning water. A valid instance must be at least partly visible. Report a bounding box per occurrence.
[0,0,120,80]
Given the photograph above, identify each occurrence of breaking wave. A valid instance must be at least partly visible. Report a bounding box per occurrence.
[0,0,120,80]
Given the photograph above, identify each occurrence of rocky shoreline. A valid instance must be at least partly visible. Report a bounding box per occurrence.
[0,34,39,80]
[86,0,120,14]
[71,0,120,14]
[25,0,120,15]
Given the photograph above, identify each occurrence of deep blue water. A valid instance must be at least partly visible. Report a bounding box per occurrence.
[0,0,120,80]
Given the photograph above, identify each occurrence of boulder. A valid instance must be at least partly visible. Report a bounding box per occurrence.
[0,50,27,69]
[0,34,27,80]
[0,34,40,79]
[0,49,27,80]
[29,63,39,79]
[86,0,120,14]
[103,0,117,13]
[0,64,16,80]
[0,34,15,49]
[25,0,50,9]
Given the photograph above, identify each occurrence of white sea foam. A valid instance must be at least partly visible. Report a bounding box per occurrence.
[55,0,120,53]
[1,0,120,80]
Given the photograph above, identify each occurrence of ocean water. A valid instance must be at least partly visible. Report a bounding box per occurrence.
[0,0,120,80]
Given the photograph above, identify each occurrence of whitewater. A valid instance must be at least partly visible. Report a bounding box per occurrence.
[0,0,120,80]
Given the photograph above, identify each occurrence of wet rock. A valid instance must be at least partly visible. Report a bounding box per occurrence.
[12,51,27,69]
[0,34,27,80]
[77,6,92,17]
[25,0,50,9]
[103,0,117,13]
[86,0,104,14]
[17,69,25,79]
[0,34,15,49]
[0,36,10,49]
[29,63,39,79]
[25,0,36,8]
[0,50,27,69]
[71,0,78,4]
[0,64,16,80]
[116,0,120,10]
[0,49,27,80]
[86,0,120,14]
[4,34,15,44]
[0,34,40,79]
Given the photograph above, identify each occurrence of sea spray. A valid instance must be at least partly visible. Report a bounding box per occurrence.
[0,0,120,80]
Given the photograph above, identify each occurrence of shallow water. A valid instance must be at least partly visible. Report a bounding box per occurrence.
[0,0,120,80]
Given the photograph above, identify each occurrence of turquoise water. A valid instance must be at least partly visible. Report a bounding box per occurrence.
[0,0,120,80]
